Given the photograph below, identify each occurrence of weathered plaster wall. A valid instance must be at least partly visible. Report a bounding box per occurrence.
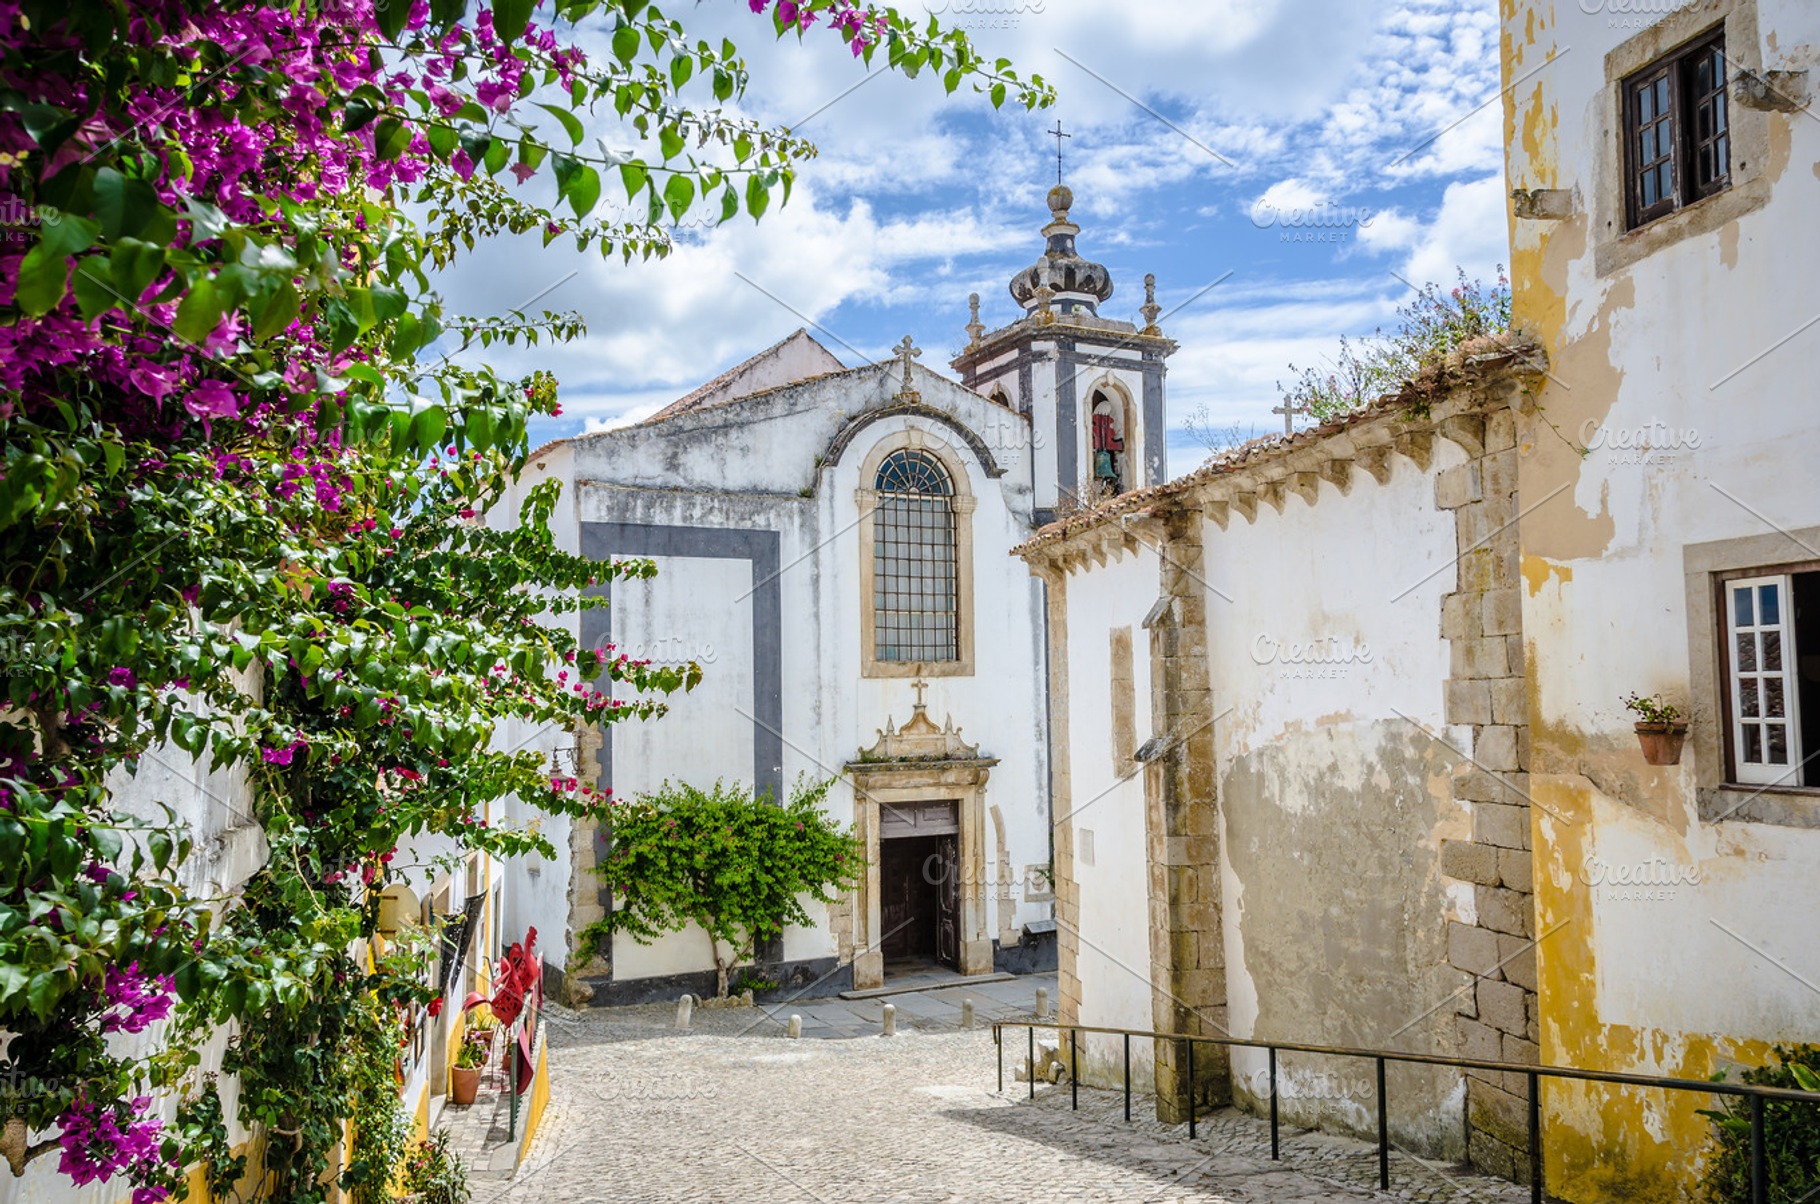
[1204,440,1472,1159]
[1503,0,1820,1196]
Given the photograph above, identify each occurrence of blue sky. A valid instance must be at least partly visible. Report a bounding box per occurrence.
[437,0,1512,479]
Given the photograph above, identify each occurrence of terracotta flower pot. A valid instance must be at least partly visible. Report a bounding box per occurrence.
[1635,722,1689,766]
[449,1064,481,1106]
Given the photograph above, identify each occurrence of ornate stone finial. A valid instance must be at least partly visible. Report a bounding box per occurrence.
[893,335,921,397]
[1140,272,1162,335]
[965,292,985,349]
[1034,284,1055,323]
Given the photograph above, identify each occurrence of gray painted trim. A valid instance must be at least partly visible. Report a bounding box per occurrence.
[1143,360,1166,488]
[1017,358,1033,417]
[1055,337,1078,493]
[579,522,784,963]
[822,399,1009,478]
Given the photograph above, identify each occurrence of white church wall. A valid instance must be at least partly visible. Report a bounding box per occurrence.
[1056,545,1162,1092]
[547,364,1052,998]
[1204,445,1471,1157]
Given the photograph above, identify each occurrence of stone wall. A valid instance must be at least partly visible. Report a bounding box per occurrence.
[1142,510,1229,1122]
[1433,402,1540,1182]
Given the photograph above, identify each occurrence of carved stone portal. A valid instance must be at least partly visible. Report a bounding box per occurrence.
[845,686,999,989]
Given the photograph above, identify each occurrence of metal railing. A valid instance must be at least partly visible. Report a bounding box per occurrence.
[993,1020,1820,1204]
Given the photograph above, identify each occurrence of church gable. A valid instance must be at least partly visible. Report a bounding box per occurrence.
[644,327,845,423]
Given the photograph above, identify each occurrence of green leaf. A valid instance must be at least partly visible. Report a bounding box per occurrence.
[173,278,224,344]
[719,185,738,225]
[410,405,448,452]
[566,165,601,218]
[484,134,510,177]
[745,174,770,221]
[612,24,641,63]
[537,103,585,146]
[26,971,57,1021]
[375,0,412,41]
[619,162,648,200]
[426,123,458,160]
[659,126,685,161]
[72,259,119,320]
[93,166,159,241]
[493,0,535,42]
[374,116,412,161]
[663,173,695,221]
[343,98,380,134]
[14,212,98,315]
[252,280,301,340]
[109,239,166,304]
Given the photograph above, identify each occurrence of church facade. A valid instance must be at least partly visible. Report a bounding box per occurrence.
[503,189,1175,1004]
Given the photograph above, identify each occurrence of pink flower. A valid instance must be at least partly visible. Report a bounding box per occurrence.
[182,380,241,435]
[511,161,536,184]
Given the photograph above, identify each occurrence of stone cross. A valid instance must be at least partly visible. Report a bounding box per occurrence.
[894,335,920,393]
[1270,399,1304,436]
[911,675,929,709]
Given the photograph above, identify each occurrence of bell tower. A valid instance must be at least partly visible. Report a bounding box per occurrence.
[951,184,1177,526]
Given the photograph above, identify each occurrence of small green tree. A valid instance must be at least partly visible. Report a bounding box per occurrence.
[587,779,864,999]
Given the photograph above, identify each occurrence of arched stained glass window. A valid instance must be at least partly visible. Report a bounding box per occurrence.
[874,450,958,662]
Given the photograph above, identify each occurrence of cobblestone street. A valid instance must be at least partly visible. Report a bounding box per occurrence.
[480,996,1532,1204]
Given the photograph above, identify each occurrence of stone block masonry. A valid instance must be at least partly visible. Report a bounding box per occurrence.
[1435,403,1538,1183]
[1143,510,1228,1123]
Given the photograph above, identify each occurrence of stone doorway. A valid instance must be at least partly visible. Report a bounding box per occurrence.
[846,689,997,990]
[879,827,960,975]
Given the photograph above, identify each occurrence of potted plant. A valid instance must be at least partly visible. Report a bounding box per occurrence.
[1624,693,1689,766]
[466,1002,498,1053]
[448,1034,486,1105]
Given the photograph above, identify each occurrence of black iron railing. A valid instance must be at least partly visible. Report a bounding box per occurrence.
[993,1020,1820,1204]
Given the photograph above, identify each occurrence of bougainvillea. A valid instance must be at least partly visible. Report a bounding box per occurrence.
[0,0,1046,1198]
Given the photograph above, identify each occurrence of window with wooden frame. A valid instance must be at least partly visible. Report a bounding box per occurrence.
[1624,30,1730,229]
[1719,567,1820,786]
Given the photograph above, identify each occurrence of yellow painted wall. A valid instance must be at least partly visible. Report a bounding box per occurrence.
[518,1039,551,1165]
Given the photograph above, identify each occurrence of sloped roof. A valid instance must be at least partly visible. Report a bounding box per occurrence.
[643,328,846,423]
[1013,333,1545,556]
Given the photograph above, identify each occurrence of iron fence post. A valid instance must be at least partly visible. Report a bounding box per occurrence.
[996,1025,1003,1093]
[1528,1069,1542,1204]
[1751,1092,1766,1204]
[1376,1055,1388,1190]
[1123,1033,1131,1122]
[1187,1038,1196,1140]
[1071,1029,1078,1111]
[1028,1026,1035,1100]
[1269,1046,1279,1160]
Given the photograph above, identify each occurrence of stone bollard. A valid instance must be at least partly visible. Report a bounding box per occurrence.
[675,994,693,1030]
[1035,986,1049,1019]
[787,1014,802,1039]
[960,999,974,1029]
[881,1003,897,1037]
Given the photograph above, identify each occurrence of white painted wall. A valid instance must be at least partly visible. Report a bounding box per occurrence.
[1059,546,1162,1089]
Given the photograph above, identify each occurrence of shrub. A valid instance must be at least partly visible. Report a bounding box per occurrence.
[1278,269,1513,423]
[585,778,864,998]
[1699,1045,1820,1203]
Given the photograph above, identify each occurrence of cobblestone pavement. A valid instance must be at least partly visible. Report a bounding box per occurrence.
[474,995,1532,1204]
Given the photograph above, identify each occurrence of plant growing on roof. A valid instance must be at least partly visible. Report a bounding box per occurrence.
[584,778,863,999]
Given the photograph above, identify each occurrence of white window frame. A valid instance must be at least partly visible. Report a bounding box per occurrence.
[1725,574,1803,785]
